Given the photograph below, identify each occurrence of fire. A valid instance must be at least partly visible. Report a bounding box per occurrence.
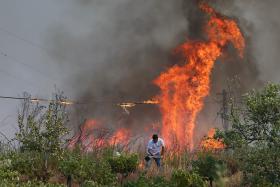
[109,128,130,145]
[200,128,225,151]
[68,119,131,151]
[154,2,244,150]
[117,99,159,114]
[143,99,159,104]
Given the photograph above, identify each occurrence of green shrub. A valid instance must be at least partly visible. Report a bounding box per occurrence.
[58,151,92,184]
[192,153,226,186]
[108,153,138,175]
[59,151,116,186]
[10,151,48,181]
[124,174,170,187]
[0,180,64,187]
[81,180,102,187]
[0,157,20,184]
[16,92,69,158]
[93,159,116,185]
[171,169,207,187]
[219,84,280,185]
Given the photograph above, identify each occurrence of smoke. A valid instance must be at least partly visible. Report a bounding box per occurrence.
[48,0,189,133]
[48,0,279,144]
[231,0,280,83]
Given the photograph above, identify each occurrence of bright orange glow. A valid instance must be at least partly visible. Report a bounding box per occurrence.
[200,128,225,150]
[143,99,159,104]
[154,2,244,150]
[68,119,131,151]
[109,128,130,145]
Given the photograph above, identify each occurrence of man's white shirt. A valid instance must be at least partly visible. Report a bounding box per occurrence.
[147,138,165,155]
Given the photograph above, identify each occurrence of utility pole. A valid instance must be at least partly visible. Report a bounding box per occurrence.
[217,89,229,130]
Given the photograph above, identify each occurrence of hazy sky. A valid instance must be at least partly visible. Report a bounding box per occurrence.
[0,0,67,137]
[0,0,279,139]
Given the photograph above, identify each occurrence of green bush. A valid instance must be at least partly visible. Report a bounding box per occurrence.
[0,157,20,184]
[171,169,207,187]
[0,179,64,187]
[58,151,116,186]
[58,151,93,184]
[192,153,226,186]
[10,151,48,181]
[219,84,280,185]
[108,153,138,175]
[124,174,170,187]
[93,159,116,185]
[16,93,69,158]
[81,180,102,187]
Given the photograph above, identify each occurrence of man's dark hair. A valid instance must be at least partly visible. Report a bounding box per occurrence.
[152,134,158,140]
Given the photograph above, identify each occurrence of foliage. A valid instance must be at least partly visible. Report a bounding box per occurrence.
[217,83,280,185]
[81,181,99,187]
[124,170,206,187]
[171,169,207,187]
[238,146,280,186]
[10,151,49,181]
[0,157,19,184]
[58,151,116,185]
[16,92,69,157]
[192,153,226,186]
[108,153,138,175]
[0,180,64,187]
[124,174,170,187]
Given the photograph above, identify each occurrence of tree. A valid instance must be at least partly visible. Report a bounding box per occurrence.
[15,91,69,181]
[16,91,69,156]
[216,84,280,185]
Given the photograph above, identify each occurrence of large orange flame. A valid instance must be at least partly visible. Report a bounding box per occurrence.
[154,2,244,150]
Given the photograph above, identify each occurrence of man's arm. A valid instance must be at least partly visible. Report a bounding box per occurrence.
[147,148,154,156]
[146,141,153,156]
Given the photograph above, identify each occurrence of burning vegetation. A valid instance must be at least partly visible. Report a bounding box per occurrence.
[2,1,280,186]
[154,2,244,151]
[69,2,245,152]
[200,128,225,151]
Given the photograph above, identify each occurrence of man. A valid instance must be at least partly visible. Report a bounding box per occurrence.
[145,134,165,169]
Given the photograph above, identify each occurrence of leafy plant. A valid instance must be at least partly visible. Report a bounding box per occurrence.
[0,157,19,184]
[59,151,116,186]
[10,151,48,181]
[124,174,170,187]
[108,153,138,175]
[171,169,207,187]
[16,92,69,157]
[218,84,280,185]
[192,153,225,187]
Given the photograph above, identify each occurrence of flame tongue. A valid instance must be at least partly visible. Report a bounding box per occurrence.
[200,128,225,150]
[154,2,245,150]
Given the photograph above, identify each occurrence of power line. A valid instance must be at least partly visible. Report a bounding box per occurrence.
[0,95,75,105]
[0,49,57,85]
[0,68,39,87]
[0,26,69,62]
[0,26,50,54]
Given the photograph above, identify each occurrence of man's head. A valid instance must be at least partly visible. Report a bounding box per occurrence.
[152,134,158,143]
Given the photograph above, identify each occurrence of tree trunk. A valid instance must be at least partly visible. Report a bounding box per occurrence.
[67,175,72,187]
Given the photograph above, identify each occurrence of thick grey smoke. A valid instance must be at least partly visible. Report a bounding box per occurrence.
[48,0,279,143]
[232,0,280,83]
[49,0,189,134]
